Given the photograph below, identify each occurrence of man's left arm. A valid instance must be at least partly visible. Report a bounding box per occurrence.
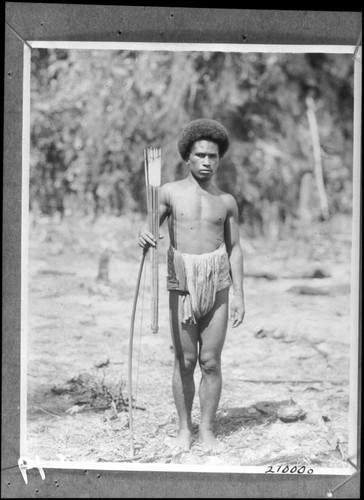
[224,195,245,328]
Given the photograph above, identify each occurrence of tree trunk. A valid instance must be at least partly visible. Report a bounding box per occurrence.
[298,171,314,223]
[306,95,330,220]
[97,250,110,283]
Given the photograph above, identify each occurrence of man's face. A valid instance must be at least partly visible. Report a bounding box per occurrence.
[188,140,219,181]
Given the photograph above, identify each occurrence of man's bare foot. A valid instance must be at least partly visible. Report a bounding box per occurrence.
[198,428,224,451]
[165,429,193,451]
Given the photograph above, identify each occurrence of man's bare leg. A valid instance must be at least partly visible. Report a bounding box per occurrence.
[167,291,199,450]
[198,289,228,450]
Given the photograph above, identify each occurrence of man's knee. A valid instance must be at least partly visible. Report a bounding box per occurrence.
[175,352,197,373]
[199,354,221,375]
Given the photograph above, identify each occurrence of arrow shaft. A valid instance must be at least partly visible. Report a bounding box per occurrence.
[148,185,160,333]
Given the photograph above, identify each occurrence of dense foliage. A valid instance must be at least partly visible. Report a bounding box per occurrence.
[30,49,354,235]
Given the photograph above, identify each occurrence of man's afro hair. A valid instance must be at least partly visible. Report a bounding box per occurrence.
[177,118,230,161]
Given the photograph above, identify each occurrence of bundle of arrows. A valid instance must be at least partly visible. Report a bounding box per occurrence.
[144,146,161,334]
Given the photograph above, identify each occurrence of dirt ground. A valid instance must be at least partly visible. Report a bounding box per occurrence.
[26,213,354,470]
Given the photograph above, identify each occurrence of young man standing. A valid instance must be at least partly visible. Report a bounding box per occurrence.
[138,118,245,451]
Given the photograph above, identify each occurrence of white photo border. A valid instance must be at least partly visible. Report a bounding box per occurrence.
[21,40,361,476]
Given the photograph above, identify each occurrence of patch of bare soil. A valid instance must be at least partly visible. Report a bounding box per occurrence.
[26,215,353,470]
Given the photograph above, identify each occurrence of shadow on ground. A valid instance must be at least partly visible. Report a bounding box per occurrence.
[215,399,303,437]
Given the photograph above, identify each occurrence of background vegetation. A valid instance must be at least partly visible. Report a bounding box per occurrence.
[30,49,354,238]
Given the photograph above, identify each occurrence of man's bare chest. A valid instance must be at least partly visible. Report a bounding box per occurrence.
[170,191,227,226]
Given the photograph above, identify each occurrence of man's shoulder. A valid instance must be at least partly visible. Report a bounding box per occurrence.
[216,189,235,201]
[160,180,186,205]
[161,179,186,192]
[219,191,238,211]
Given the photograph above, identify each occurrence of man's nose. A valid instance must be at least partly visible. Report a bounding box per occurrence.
[203,155,211,164]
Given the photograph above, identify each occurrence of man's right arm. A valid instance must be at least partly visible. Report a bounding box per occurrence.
[138,183,170,249]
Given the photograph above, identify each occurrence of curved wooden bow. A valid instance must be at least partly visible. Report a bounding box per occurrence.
[128,247,148,457]
[128,146,161,457]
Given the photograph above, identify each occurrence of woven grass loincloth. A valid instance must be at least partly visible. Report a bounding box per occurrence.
[167,243,231,324]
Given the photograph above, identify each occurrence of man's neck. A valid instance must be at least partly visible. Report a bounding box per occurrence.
[187,172,215,191]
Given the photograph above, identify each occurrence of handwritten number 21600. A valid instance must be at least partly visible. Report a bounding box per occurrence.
[265,465,314,474]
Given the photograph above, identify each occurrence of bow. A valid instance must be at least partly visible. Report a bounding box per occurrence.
[127,246,147,457]
[128,147,161,457]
